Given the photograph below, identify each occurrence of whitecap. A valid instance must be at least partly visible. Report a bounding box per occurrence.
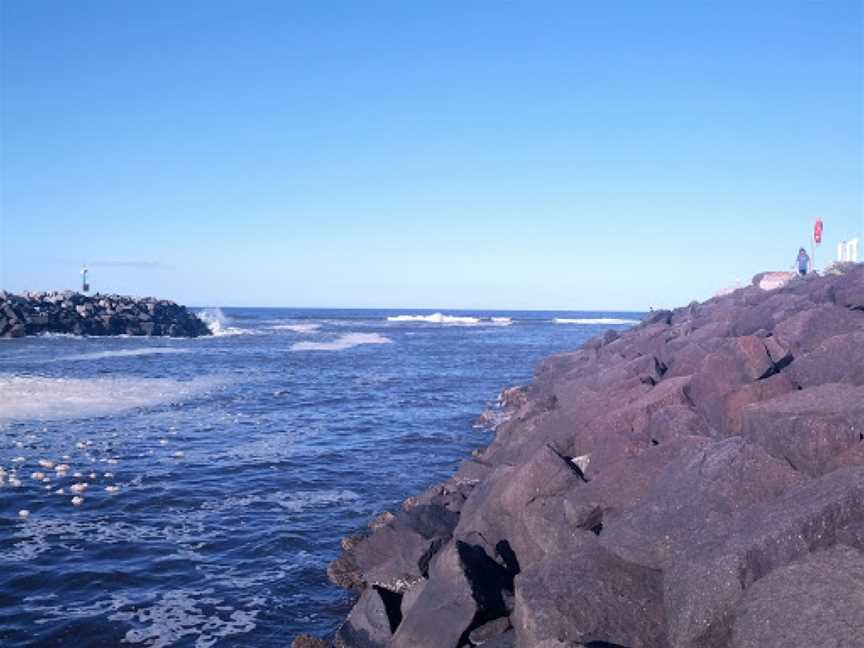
[60,348,189,361]
[290,333,392,352]
[0,375,226,422]
[387,313,481,325]
[554,317,640,325]
[490,317,513,326]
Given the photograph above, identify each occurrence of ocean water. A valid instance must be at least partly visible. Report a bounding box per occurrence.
[0,308,642,647]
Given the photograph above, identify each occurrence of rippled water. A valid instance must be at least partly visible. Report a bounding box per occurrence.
[0,308,641,646]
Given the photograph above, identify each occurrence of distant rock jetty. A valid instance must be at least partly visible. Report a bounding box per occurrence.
[0,291,211,338]
[298,264,864,648]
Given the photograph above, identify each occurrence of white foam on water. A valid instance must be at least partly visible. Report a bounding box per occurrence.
[554,317,640,325]
[387,313,482,325]
[0,375,225,422]
[490,317,513,326]
[107,589,258,648]
[59,348,190,361]
[290,332,392,352]
[269,323,321,333]
[197,308,256,336]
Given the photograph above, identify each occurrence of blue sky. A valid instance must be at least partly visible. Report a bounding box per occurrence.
[1,1,861,309]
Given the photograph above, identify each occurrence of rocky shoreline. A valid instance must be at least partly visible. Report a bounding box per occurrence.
[0,291,211,338]
[297,264,864,648]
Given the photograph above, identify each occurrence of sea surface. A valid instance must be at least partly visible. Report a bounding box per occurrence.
[0,308,642,647]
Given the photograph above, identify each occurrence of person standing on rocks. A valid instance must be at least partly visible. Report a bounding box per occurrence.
[795,248,811,276]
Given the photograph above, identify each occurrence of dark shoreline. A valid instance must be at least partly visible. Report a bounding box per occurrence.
[0,290,210,338]
[297,264,864,648]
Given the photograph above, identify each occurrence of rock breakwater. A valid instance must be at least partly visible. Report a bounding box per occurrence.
[302,264,864,648]
[0,291,211,338]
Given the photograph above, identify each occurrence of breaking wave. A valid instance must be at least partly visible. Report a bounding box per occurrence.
[290,333,392,352]
[0,375,226,422]
[197,309,255,336]
[387,313,505,325]
[554,317,640,325]
[387,314,514,326]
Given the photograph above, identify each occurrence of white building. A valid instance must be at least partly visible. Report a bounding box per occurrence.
[837,238,860,263]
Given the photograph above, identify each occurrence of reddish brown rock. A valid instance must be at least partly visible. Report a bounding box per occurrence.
[730,546,864,648]
[513,541,666,648]
[322,265,864,648]
[740,383,864,476]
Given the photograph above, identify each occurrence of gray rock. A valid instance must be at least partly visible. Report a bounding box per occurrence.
[335,587,397,648]
[513,541,666,648]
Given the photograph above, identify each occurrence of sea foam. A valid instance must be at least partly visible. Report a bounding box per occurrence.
[270,323,321,333]
[290,333,391,352]
[60,348,189,361]
[0,375,225,422]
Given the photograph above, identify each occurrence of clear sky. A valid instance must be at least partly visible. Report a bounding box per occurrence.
[1,1,862,309]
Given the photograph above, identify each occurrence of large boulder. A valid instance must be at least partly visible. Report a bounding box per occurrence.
[730,545,864,648]
[772,304,863,353]
[740,383,864,476]
[389,541,512,648]
[664,466,864,648]
[787,332,864,387]
[684,336,780,434]
[600,438,803,569]
[335,587,398,648]
[831,264,864,310]
[512,541,666,648]
[333,504,458,593]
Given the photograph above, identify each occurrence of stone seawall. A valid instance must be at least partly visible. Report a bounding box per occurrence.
[296,264,864,648]
[0,291,211,338]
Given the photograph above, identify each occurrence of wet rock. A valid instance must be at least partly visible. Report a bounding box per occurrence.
[292,635,332,648]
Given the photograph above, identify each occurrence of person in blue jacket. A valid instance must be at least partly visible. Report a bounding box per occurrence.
[795,248,811,276]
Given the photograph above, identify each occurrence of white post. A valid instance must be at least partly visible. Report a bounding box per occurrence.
[851,238,860,262]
